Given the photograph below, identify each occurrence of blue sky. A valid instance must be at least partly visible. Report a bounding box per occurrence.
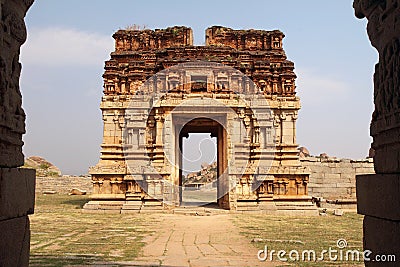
[20,0,378,175]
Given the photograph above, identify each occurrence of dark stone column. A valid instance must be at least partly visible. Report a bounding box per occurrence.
[354,0,400,265]
[0,0,35,266]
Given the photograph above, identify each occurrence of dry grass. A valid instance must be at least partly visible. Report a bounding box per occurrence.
[233,212,364,266]
[29,194,159,266]
[30,194,364,266]
[182,189,217,203]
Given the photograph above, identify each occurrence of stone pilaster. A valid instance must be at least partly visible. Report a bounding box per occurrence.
[0,0,35,266]
[354,0,400,265]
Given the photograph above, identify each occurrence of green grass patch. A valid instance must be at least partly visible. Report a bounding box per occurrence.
[233,212,364,266]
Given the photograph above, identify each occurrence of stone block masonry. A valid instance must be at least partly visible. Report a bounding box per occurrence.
[35,176,93,194]
[301,157,374,202]
[34,157,374,207]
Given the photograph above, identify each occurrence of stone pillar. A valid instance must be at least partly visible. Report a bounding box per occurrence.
[154,110,164,146]
[0,0,35,266]
[354,1,400,265]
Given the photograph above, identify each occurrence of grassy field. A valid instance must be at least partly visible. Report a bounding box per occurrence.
[29,194,159,266]
[182,188,217,203]
[30,194,364,266]
[233,212,364,266]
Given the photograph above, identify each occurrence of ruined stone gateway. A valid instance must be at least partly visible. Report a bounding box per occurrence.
[85,26,314,213]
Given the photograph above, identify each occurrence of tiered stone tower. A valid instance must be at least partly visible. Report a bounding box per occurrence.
[85,26,313,213]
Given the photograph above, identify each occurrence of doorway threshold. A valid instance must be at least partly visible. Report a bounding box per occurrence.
[172,202,230,215]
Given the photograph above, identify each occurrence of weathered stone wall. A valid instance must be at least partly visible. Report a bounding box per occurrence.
[301,157,374,200]
[35,159,376,203]
[35,176,93,194]
[0,0,35,266]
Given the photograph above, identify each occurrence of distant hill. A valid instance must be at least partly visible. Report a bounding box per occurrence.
[23,156,61,177]
[183,162,217,185]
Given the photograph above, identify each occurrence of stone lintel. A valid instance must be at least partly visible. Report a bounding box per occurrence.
[357,174,400,220]
[0,168,35,221]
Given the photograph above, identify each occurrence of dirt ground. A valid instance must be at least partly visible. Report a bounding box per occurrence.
[133,213,278,267]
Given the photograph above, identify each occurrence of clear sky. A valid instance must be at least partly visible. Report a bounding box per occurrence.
[20,0,378,175]
[183,134,217,175]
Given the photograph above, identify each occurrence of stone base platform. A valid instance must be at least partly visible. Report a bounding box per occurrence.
[83,200,165,214]
[83,198,318,215]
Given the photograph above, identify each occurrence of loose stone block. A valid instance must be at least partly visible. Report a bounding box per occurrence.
[333,209,343,216]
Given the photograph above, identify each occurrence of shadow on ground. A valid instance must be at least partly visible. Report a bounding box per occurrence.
[61,197,89,209]
[30,254,101,267]
[30,254,163,267]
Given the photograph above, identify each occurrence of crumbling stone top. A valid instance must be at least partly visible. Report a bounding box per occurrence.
[103,26,296,97]
[114,26,193,51]
[206,26,285,51]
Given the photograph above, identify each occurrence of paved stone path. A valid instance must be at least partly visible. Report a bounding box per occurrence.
[131,213,278,267]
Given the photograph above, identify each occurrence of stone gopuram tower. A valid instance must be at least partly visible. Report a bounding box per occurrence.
[84,26,314,213]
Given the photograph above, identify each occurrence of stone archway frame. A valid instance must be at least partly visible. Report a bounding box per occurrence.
[122,61,276,208]
[177,117,225,205]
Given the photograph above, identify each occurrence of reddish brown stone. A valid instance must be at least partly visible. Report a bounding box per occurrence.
[103,26,296,97]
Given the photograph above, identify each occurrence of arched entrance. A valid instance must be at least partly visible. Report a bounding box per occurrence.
[178,118,228,208]
[142,95,254,211]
